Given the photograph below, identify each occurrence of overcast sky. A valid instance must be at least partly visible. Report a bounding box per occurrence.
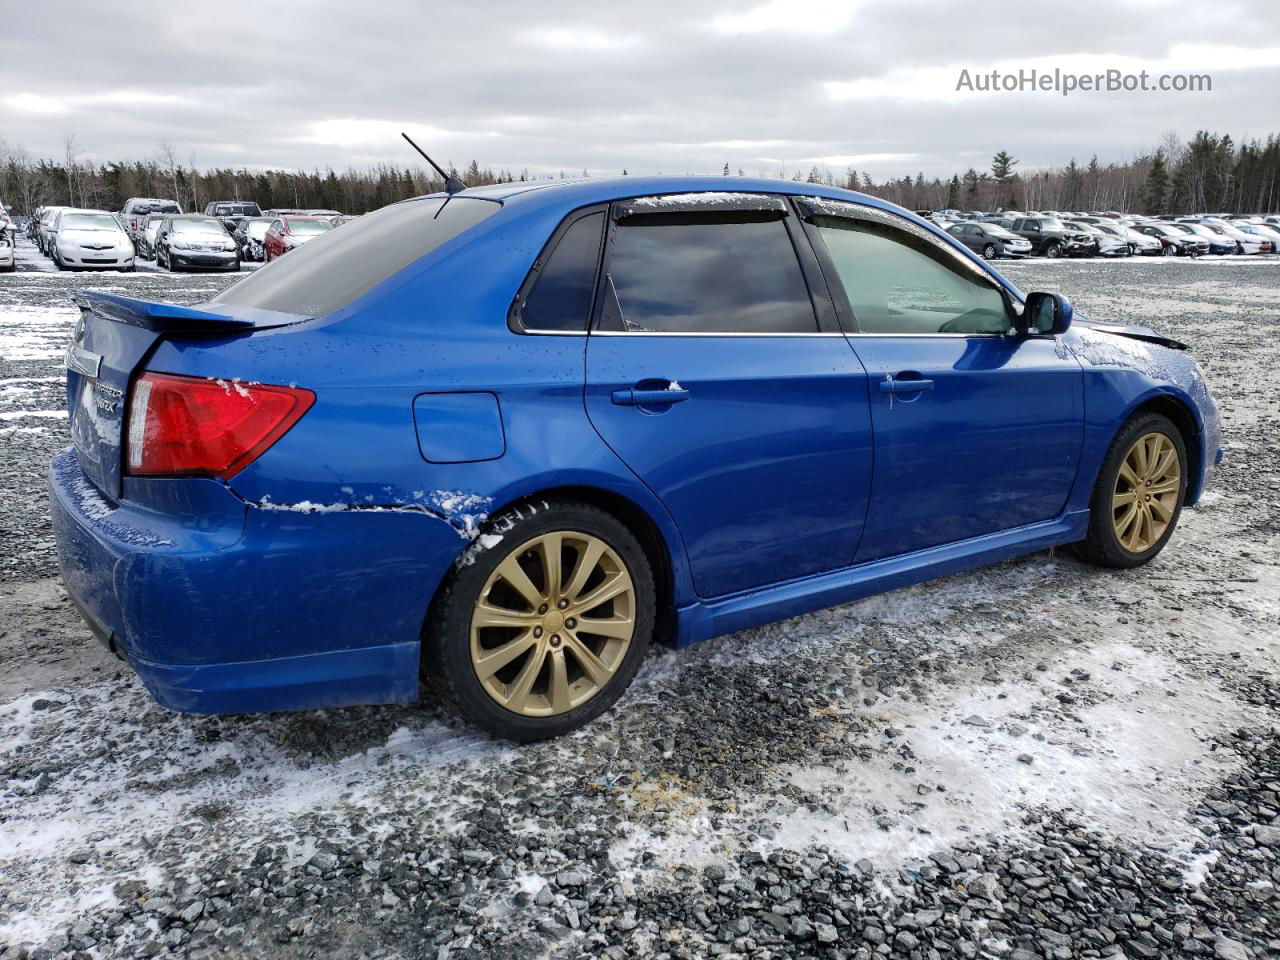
[4,0,1279,181]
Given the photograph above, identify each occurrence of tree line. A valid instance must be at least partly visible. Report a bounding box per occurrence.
[2,130,1277,217]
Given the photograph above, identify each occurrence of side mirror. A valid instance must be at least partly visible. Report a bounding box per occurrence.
[1021,291,1072,335]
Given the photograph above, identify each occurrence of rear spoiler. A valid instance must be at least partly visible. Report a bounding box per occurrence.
[72,290,310,333]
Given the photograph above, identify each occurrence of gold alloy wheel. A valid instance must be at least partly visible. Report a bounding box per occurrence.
[1112,431,1181,553]
[469,531,635,717]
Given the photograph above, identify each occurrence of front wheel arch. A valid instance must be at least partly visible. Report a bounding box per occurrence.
[1129,394,1202,502]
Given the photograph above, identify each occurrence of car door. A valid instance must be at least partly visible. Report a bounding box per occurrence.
[948,225,978,254]
[582,193,875,600]
[797,199,1084,564]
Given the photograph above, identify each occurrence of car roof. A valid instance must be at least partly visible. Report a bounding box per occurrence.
[403,175,932,226]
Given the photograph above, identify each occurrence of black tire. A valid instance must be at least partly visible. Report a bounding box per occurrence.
[982,243,997,260]
[423,499,656,741]
[1044,241,1061,258]
[1162,243,1178,257]
[1071,412,1188,569]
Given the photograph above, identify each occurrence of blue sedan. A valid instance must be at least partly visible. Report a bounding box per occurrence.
[51,177,1223,740]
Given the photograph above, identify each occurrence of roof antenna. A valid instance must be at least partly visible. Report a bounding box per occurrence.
[401,131,466,195]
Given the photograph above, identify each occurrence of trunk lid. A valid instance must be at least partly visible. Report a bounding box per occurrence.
[65,291,309,500]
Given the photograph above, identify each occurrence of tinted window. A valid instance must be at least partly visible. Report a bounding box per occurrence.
[814,217,1010,335]
[604,214,816,334]
[521,212,603,331]
[214,197,499,316]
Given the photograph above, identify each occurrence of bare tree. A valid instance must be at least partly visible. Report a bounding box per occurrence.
[63,134,82,208]
[157,140,182,205]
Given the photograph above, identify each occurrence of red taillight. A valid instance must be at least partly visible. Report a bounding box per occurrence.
[126,373,314,479]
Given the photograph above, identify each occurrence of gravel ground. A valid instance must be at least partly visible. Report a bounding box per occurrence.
[1,238,1277,960]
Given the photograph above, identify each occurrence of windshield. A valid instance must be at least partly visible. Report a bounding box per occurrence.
[247,221,271,239]
[1070,223,1101,234]
[1038,218,1065,230]
[216,203,259,216]
[214,196,500,316]
[134,201,180,214]
[288,219,332,237]
[173,219,228,237]
[61,213,120,231]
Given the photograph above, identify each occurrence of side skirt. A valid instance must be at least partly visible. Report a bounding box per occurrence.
[672,510,1090,648]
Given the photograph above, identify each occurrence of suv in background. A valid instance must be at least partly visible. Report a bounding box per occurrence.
[204,200,263,233]
[120,198,183,242]
[1009,216,1093,258]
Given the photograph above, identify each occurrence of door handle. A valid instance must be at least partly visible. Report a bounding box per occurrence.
[879,376,934,395]
[611,386,691,406]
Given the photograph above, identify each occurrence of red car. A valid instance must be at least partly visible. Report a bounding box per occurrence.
[263,215,333,261]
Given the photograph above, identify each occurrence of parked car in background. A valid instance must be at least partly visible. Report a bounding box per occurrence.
[947,221,1033,259]
[49,177,1222,740]
[120,198,183,241]
[154,214,240,272]
[135,214,169,260]
[49,209,136,271]
[1198,219,1270,254]
[232,216,274,262]
[263,215,333,261]
[1139,223,1208,257]
[1107,223,1163,255]
[1009,216,1092,257]
[36,206,70,254]
[204,200,263,234]
[0,229,14,272]
[1174,222,1238,255]
[1237,222,1280,249]
[1067,221,1129,257]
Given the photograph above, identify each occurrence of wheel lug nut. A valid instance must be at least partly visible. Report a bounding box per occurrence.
[566,618,576,629]
[533,627,543,638]
[538,604,548,615]
[558,599,569,609]
[550,635,561,647]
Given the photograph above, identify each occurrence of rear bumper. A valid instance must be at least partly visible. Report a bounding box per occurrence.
[49,447,463,714]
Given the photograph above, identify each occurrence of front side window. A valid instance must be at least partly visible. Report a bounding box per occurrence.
[603,212,816,334]
[520,211,604,331]
[812,214,1010,335]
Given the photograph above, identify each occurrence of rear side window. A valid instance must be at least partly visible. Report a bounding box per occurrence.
[602,213,816,334]
[520,212,604,332]
[213,197,499,316]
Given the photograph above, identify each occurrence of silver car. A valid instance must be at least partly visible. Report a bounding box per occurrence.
[37,205,70,255]
[50,209,136,271]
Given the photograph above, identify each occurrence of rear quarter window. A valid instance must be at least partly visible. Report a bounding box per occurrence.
[212,197,500,316]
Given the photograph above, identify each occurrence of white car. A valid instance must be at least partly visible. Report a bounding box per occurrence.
[51,209,136,271]
[1237,222,1280,251]
[0,229,14,272]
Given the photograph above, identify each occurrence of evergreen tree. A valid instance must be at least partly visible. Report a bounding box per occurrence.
[946,175,960,208]
[991,150,1017,183]
[1140,151,1170,214]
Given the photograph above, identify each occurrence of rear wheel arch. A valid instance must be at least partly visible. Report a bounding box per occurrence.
[477,485,679,643]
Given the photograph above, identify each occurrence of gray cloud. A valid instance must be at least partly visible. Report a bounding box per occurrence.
[3,0,1279,180]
